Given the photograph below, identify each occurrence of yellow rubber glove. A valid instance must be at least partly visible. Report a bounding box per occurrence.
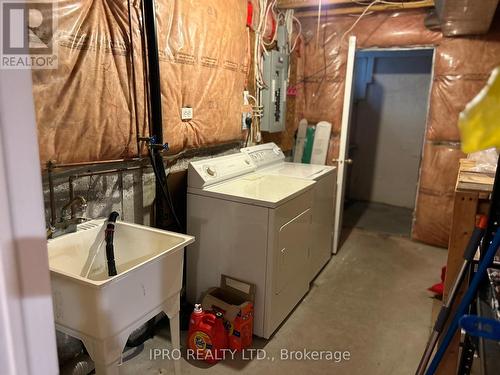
[459,67,500,153]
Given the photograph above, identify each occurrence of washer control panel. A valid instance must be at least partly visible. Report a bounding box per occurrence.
[188,153,255,188]
[241,142,285,169]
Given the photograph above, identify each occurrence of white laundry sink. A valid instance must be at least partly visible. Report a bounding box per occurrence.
[48,219,194,374]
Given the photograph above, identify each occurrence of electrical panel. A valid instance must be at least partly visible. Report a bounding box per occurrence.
[261,49,289,133]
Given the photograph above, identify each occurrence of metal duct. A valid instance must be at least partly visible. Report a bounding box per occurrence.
[56,331,84,366]
[435,0,500,36]
[60,354,95,375]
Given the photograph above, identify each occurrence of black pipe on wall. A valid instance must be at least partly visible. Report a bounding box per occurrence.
[142,0,170,228]
[142,0,163,143]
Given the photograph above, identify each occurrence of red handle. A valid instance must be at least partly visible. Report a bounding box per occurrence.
[477,215,488,229]
[202,314,216,326]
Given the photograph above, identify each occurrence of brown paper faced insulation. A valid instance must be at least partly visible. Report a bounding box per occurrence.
[33,0,146,165]
[157,0,248,154]
[426,77,488,142]
[34,0,249,166]
[411,191,454,248]
[419,142,465,196]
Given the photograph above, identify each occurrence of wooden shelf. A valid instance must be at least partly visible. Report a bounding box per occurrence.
[440,158,494,374]
[456,159,494,194]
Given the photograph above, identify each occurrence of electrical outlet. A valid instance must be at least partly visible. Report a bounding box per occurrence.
[181,107,193,121]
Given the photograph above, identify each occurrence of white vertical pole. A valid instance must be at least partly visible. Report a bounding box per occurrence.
[0,66,58,374]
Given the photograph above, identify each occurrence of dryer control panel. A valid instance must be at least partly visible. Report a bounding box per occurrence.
[241,142,285,170]
[188,153,256,189]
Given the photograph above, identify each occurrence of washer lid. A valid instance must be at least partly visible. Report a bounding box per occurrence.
[262,162,336,180]
[190,174,315,208]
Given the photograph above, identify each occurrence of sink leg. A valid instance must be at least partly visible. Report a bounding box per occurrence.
[169,311,181,375]
[163,295,182,375]
[80,333,128,375]
[94,359,120,375]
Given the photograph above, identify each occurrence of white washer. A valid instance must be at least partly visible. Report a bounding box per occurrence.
[241,142,337,281]
[186,153,315,339]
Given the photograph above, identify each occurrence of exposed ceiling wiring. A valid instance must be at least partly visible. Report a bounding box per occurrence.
[284,9,302,53]
[356,0,440,10]
[349,0,422,5]
[249,0,275,145]
[316,0,323,49]
[290,15,302,53]
[293,0,432,89]
[303,0,383,94]
[262,0,279,47]
[249,0,305,145]
[340,0,382,42]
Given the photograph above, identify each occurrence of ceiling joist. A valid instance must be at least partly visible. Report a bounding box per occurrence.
[278,0,435,17]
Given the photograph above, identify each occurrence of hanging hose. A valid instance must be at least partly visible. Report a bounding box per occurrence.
[105,211,119,277]
[139,0,183,232]
[147,147,183,231]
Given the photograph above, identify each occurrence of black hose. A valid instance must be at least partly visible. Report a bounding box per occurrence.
[147,148,183,231]
[105,211,120,277]
[244,116,252,147]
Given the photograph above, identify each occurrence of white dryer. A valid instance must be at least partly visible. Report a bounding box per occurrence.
[186,153,315,339]
[241,142,337,281]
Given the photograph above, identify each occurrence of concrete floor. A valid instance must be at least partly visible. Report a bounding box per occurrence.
[343,201,413,237]
[120,228,446,375]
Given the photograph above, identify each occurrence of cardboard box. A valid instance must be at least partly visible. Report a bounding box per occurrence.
[202,275,255,351]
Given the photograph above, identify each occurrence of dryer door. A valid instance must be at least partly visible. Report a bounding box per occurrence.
[264,189,313,338]
[276,208,311,294]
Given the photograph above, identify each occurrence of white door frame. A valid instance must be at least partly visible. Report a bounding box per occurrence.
[332,43,435,254]
[0,68,59,373]
[333,36,357,254]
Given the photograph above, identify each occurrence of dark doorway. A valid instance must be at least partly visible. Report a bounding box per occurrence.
[343,49,434,237]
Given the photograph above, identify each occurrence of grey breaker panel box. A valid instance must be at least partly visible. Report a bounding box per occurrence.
[261,49,289,133]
